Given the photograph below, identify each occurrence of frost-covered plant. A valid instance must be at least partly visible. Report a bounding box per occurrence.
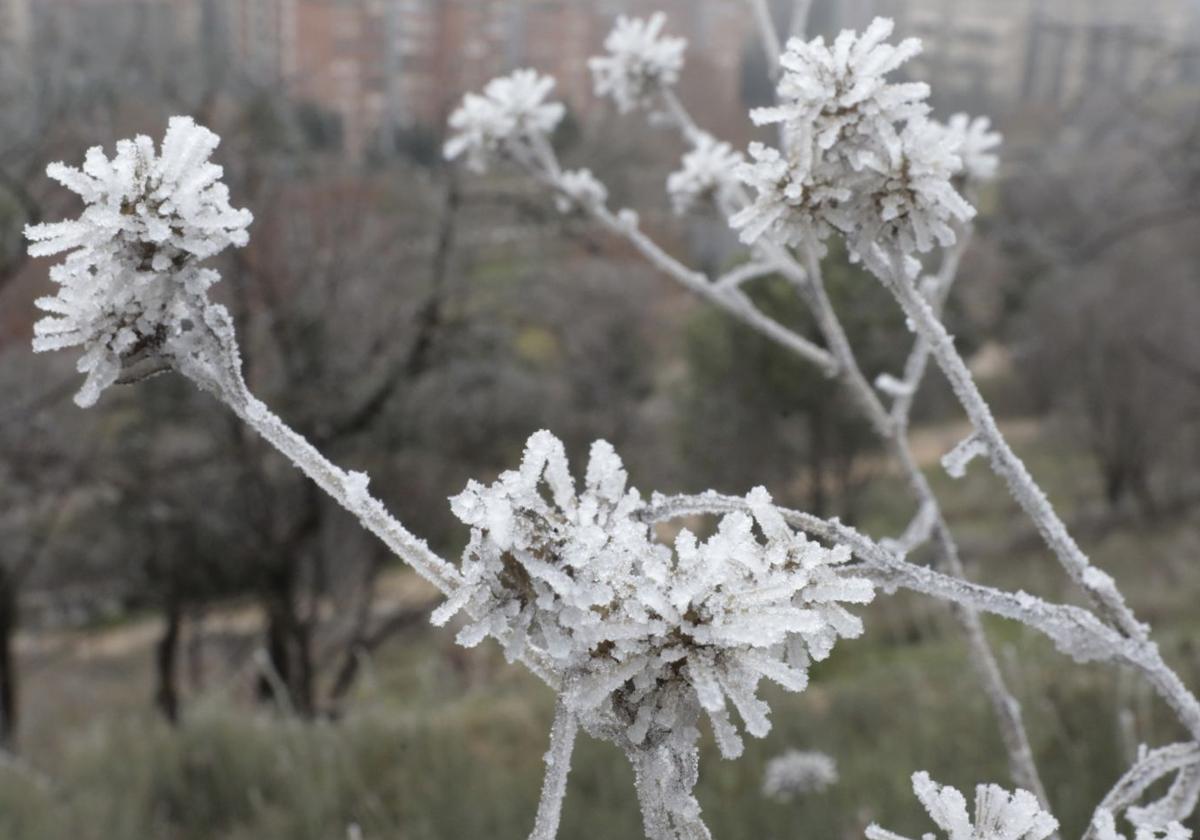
[730,141,851,249]
[25,117,252,406]
[761,749,838,799]
[442,10,1200,840]
[443,69,566,173]
[437,431,873,765]
[1092,809,1192,840]
[589,13,686,113]
[667,134,744,215]
[851,117,977,257]
[555,168,608,213]
[733,17,975,260]
[936,114,1002,184]
[752,17,929,158]
[26,7,1200,840]
[867,772,1060,840]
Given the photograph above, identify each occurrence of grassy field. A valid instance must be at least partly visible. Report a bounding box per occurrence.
[3,422,1198,840]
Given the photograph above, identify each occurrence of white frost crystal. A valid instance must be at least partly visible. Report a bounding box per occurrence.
[852,117,976,257]
[762,749,838,800]
[733,18,984,260]
[752,17,929,160]
[555,169,609,213]
[731,141,851,250]
[436,431,873,760]
[667,134,744,215]
[589,13,686,113]
[25,117,252,407]
[867,772,1059,840]
[443,69,566,173]
[937,114,1002,183]
[1092,809,1192,840]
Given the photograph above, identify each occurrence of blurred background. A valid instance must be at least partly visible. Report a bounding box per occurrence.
[1,0,1200,838]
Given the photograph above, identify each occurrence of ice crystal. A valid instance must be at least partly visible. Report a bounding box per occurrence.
[937,114,1002,183]
[1092,809,1192,840]
[867,772,1059,840]
[436,431,873,761]
[730,141,850,250]
[444,69,566,173]
[733,18,977,259]
[25,117,252,407]
[667,134,744,215]
[752,17,929,161]
[851,117,976,256]
[590,13,686,113]
[762,749,838,800]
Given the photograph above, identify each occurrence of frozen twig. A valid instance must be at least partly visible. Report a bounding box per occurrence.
[868,248,1153,644]
[749,0,783,79]
[529,698,579,840]
[1085,743,1200,840]
[641,491,1200,742]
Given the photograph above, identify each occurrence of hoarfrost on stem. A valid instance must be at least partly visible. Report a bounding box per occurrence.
[25,117,252,407]
[555,169,609,214]
[1091,809,1192,840]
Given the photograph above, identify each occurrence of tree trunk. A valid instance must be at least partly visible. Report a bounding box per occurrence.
[154,593,183,724]
[0,566,19,749]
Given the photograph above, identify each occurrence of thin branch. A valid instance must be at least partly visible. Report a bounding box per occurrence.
[528,698,579,840]
[788,0,814,40]
[641,491,1200,741]
[749,0,783,79]
[869,249,1149,641]
[714,260,775,292]
[172,313,566,690]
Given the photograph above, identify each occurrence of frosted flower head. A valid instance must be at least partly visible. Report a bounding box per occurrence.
[866,772,1059,840]
[938,113,1002,183]
[753,17,929,162]
[730,142,850,249]
[555,168,609,214]
[762,750,838,800]
[667,134,744,215]
[589,13,687,113]
[852,118,976,256]
[1092,809,1192,840]
[444,69,566,173]
[25,117,252,407]
[435,431,873,758]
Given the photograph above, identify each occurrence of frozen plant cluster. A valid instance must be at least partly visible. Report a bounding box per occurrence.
[589,13,687,113]
[554,168,609,214]
[761,749,838,800]
[25,117,252,407]
[939,114,1003,184]
[434,431,874,761]
[443,69,566,173]
[732,18,984,259]
[867,772,1060,840]
[666,134,744,215]
[1092,809,1192,840]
